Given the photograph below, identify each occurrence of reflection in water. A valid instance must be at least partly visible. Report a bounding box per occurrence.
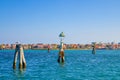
[59,62,65,67]
[13,68,26,80]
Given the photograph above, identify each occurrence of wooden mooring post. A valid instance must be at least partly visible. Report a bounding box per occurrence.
[13,44,26,69]
[92,42,96,54]
[58,42,65,63]
[48,44,50,53]
[58,32,65,63]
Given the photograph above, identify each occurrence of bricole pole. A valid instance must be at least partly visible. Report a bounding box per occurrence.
[58,32,65,63]
[92,42,96,54]
[13,44,26,69]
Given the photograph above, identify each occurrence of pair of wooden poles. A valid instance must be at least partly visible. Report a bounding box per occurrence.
[13,44,26,69]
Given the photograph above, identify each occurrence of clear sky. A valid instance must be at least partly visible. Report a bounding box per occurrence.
[0,0,120,44]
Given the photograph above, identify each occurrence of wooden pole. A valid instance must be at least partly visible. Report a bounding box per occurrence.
[13,50,18,69]
[48,44,50,53]
[19,46,23,69]
[20,45,26,68]
[13,44,19,69]
[92,43,96,54]
[58,41,65,63]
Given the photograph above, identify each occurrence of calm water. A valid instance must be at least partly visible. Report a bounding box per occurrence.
[0,50,120,80]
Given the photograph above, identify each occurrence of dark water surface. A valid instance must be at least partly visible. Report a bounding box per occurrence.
[0,50,120,80]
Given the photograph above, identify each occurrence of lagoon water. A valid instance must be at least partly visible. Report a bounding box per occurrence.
[0,50,120,80]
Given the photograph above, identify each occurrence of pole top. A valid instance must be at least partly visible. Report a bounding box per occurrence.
[59,32,65,37]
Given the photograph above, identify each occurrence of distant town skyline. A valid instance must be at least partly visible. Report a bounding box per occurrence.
[0,0,120,44]
[0,42,120,50]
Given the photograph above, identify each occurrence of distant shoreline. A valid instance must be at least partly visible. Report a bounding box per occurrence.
[0,49,119,50]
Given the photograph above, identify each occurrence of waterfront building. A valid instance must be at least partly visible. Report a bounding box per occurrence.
[118,43,120,49]
[37,43,44,49]
[1,44,5,49]
[11,44,16,49]
[5,44,11,49]
[51,44,58,49]
[23,44,29,49]
[84,44,91,49]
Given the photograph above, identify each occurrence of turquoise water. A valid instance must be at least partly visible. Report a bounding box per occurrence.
[0,50,120,80]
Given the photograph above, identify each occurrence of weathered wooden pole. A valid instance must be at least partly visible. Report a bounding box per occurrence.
[58,42,65,63]
[13,44,19,69]
[13,44,26,69]
[92,42,96,54]
[58,32,65,63]
[48,44,50,53]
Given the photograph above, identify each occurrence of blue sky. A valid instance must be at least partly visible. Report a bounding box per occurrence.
[0,0,120,44]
